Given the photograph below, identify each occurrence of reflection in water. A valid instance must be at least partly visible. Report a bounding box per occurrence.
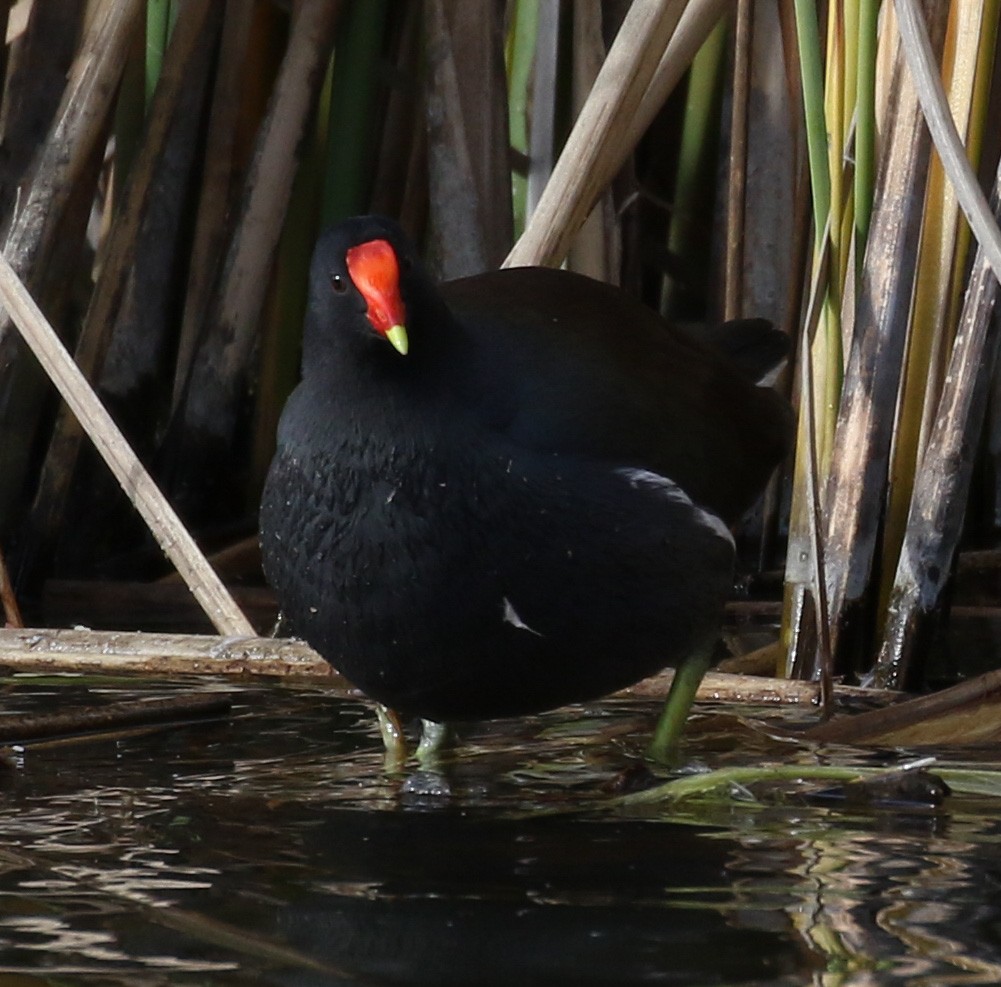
[733,825,1001,984]
[0,678,998,983]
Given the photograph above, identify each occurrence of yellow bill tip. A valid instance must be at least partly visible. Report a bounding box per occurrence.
[385,323,409,356]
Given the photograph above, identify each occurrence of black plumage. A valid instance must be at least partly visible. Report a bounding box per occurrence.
[260,216,791,722]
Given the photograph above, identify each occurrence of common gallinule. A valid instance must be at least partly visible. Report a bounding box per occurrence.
[260,215,792,759]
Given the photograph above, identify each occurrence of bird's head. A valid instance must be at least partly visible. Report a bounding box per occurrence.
[305,216,438,370]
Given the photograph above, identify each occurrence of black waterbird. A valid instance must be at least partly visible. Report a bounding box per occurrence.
[260,216,791,759]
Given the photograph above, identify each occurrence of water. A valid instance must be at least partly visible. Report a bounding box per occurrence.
[0,676,1000,984]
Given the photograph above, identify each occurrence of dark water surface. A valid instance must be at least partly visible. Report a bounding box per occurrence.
[0,676,1000,985]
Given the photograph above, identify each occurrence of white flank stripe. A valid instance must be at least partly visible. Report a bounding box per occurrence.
[615,467,734,548]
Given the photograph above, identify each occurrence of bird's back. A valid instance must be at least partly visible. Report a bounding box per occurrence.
[441,266,792,522]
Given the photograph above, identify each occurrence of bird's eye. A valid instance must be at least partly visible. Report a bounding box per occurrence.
[331,273,349,294]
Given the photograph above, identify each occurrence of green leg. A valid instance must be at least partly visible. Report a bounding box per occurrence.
[376,704,408,769]
[647,647,712,764]
[415,718,452,766]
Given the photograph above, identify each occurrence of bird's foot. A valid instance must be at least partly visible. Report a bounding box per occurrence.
[375,704,408,771]
[415,718,452,767]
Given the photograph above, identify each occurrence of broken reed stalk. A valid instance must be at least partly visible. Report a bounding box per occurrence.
[874,203,1001,686]
[868,17,1001,687]
[808,663,1001,746]
[0,626,329,678]
[0,252,254,636]
[819,0,948,672]
[0,625,887,709]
